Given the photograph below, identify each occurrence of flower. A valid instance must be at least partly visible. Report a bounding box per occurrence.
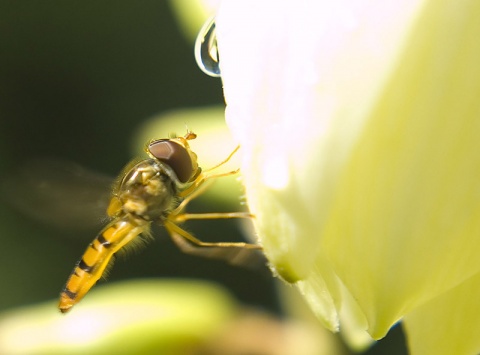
[215,0,480,353]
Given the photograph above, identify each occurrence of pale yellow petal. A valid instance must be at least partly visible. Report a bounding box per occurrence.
[403,272,480,355]
[296,254,342,332]
[322,0,480,338]
[217,0,480,344]
[216,0,432,339]
[337,282,374,350]
[297,255,374,350]
[217,0,425,283]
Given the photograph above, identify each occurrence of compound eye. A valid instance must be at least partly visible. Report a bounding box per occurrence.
[148,140,193,183]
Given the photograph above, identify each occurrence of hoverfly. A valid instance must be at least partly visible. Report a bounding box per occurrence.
[56,131,262,313]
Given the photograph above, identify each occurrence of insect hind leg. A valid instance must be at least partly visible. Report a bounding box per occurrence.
[164,218,264,269]
[164,218,261,250]
[171,211,253,223]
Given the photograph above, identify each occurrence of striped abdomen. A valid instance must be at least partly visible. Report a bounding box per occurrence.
[58,217,148,313]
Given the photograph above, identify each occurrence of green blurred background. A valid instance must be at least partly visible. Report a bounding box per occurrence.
[0,1,408,353]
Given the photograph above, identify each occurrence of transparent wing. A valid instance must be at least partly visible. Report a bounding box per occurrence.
[1,158,113,230]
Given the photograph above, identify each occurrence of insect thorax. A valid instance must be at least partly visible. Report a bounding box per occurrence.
[117,159,178,221]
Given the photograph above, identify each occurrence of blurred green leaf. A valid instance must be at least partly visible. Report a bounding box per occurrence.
[0,279,236,355]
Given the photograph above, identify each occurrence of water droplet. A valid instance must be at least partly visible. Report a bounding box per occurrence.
[194,17,221,77]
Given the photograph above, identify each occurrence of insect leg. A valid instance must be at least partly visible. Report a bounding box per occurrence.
[178,168,239,199]
[202,145,240,173]
[164,218,261,250]
[178,145,240,199]
[172,212,253,223]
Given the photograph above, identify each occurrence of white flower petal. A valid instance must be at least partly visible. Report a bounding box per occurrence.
[217,0,480,346]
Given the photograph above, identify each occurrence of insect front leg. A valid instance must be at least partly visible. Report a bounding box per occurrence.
[174,144,242,211]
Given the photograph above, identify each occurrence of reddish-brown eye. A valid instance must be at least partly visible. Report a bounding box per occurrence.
[148,140,193,183]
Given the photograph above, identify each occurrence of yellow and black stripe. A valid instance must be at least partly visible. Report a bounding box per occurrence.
[58,217,148,313]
